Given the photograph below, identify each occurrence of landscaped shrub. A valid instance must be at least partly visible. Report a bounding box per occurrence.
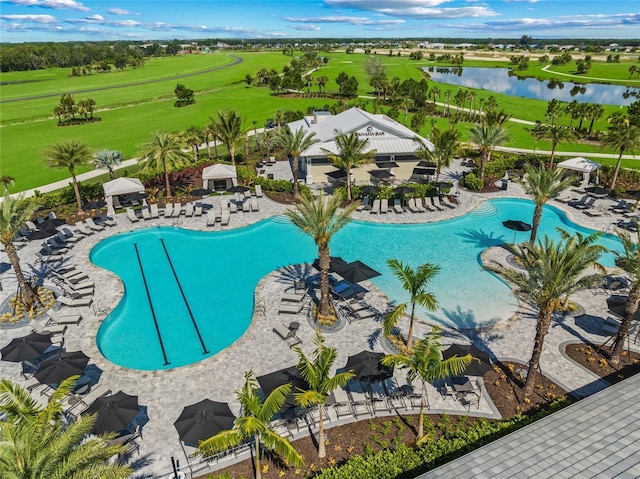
[460,172,483,191]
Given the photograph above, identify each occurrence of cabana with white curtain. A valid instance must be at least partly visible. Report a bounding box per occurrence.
[102,177,145,215]
[202,164,238,191]
[557,157,601,186]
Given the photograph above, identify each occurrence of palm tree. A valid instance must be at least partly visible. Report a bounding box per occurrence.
[414,127,461,182]
[0,195,38,309]
[93,149,123,180]
[381,327,472,441]
[322,131,375,201]
[610,228,640,366]
[469,123,509,182]
[197,371,304,479]
[587,103,604,135]
[275,126,319,197]
[521,164,575,244]
[293,330,355,458]
[43,140,93,213]
[602,121,640,190]
[212,110,249,165]
[139,131,191,197]
[182,126,204,162]
[490,230,605,397]
[531,123,577,169]
[0,175,14,194]
[204,121,220,159]
[384,259,440,351]
[0,377,132,478]
[285,193,358,317]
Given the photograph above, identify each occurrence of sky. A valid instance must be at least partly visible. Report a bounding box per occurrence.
[0,0,638,43]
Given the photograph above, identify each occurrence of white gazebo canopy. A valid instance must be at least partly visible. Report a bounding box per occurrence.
[202,164,238,191]
[557,157,601,173]
[102,177,145,197]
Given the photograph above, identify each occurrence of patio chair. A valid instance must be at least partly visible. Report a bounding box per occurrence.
[430,196,444,211]
[370,199,380,214]
[584,203,610,217]
[150,203,160,218]
[47,237,71,253]
[184,203,194,217]
[206,209,218,227]
[569,195,588,208]
[172,203,182,217]
[126,209,139,223]
[112,196,123,209]
[380,198,388,214]
[194,205,203,217]
[34,251,64,264]
[46,308,82,326]
[255,184,263,197]
[97,213,117,227]
[357,196,370,211]
[243,190,251,200]
[162,203,173,218]
[282,292,305,303]
[228,201,238,214]
[278,302,304,315]
[441,195,458,209]
[141,208,152,220]
[242,201,251,213]
[67,386,112,417]
[406,198,418,213]
[30,320,67,340]
[74,221,94,235]
[393,199,404,213]
[56,295,93,308]
[85,218,105,231]
[574,197,596,210]
[273,323,302,348]
[250,197,259,212]
[415,198,426,213]
[55,231,79,244]
[220,210,230,226]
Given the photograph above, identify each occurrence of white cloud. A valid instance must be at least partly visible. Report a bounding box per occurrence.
[0,13,57,22]
[107,7,131,15]
[322,0,497,18]
[1,0,89,11]
[290,24,321,31]
[86,14,103,21]
[285,15,404,25]
[503,0,539,3]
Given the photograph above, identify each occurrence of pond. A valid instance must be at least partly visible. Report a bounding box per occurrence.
[423,66,639,106]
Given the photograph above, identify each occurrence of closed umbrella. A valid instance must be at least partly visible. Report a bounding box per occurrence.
[83,391,140,434]
[344,351,393,384]
[34,351,89,385]
[1,333,53,362]
[502,220,532,243]
[257,366,308,411]
[442,344,492,376]
[174,399,236,445]
[333,260,381,284]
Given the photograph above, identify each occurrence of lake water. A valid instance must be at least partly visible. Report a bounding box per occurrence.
[423,67,639,106]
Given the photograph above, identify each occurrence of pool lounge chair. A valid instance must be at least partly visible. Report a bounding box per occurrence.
[150,204,160,218]
[415,198,426,213]
[380,198,388,214]
[61,227,83,242]
[172,203,182,217]
[568,195,588,208]
[251,197,259,212]
[584,203,610,217]
[85,218,105,231]
[242,201,251,213]
[46,308,82,326]
[282,292,305,303]
[126,209,139,223]
[194,205,203,217]
[30,319,67,339]
[206,210,218,227]
[440,195,457,209]
[370,199,380,214]
[255,184,263,197]
[35,251,64,264]
[141,208,152,220]
[243,190,252,200]
[184,203,194,217]
[56,295,93,308]
[430,197,444,211]
[74,221,94,235]
[357,197,370,211]
[98,213,117,227]
[228,201,238,214]
[163,203,173,218]
[278,302,304,315]
[273,324,302,348]
[406,198,419,213]
[55,231,80,244]
[220,209,230,226]
[393,199,404,214]
[573,197,596,210]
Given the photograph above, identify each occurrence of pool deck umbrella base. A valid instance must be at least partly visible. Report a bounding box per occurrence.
[442,344,492,376]
[34,350,89,386]
[174,399,236,446]
[83,391,141,435]
[1,332,53,362]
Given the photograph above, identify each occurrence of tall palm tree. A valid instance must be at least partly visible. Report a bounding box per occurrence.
[212,110,249,165]
[93,149,123,180]
[285,193,358,317]
[0,176,14,194]
[0,195,38,309]
[204,121,220,159]
[381,327,472,441]
[293,330,355,458]
[0,377,132,478]
[139,131,191,197]
[610,228,640,366]
[531,123,577,169]
[182,126,204,162]
[197,371,304,479]
[521,164,575,244]
[43,140,93,213]
[469,123,509,182]
[491,230,605,396]
[414,127,461,181]
[322,130,375,201]
[602,121,640,190]
[384,259,440,350]
[275,126,319,197]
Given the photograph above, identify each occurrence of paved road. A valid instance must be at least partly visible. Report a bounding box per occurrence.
[1,54,243,104]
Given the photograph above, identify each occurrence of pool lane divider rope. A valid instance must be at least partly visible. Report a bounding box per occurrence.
[159,238,209,355]
[133,243,170,366]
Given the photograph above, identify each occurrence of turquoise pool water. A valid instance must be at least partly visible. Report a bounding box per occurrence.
[91,198,621,370]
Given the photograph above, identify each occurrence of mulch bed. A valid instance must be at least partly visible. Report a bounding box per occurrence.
[197,361,567,479]
[265,191,299,205]
[565,343,640,384]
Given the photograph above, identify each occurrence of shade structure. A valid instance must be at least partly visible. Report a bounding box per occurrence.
[585,186,610,198]
[333,260,381,284]
[226,185,250,193]
[83,391,140,434]
[312,256,348,273]
[344,351,393,384]
[376,161,399,169]
[502,219,532,243]
[557,157,601,174]
[361,185,381,195]
[36,218,65,230]
[441,344,492,376]
[34,350,89,385]
[174,399,236,445]
[369,169,395,180]
[82,200,107,211]
[102,177,145,197]
[256,366,308,411]
[26,228,58,241]
[1,333,53,362]
[123,192,148,203]
[393,186,415,196]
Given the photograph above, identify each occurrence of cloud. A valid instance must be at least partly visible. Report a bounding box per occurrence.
[290,24,321,31]
[285,15,404,25]
[86,14,103,21]
[503,0,539,3]
[1,0,89,11]
[107,7,131,15]
[0,13,57,22]
[322,0,498,18]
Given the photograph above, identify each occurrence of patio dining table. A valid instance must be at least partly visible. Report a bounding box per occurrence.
[452,377,474,394]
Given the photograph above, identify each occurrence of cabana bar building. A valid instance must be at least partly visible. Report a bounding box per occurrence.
[288,107,435,185]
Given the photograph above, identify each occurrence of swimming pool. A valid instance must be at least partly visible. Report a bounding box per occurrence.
[91,198,621,370]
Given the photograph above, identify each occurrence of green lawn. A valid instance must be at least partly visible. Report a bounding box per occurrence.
[517,60,640,85]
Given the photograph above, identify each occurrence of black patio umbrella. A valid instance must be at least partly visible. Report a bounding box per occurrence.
[83,391,141,434]
[361,185,381,195]
[416,161,434,168]
[34,350,89,385]
[82,200,107,211]
[412,167,436,177]
[26,228,58,241]
[1,332,53,362]
[326,169,348,179]
[174,399,236,445]
[376,161,399,169]
[36,218,65,230]
[257,366,308,410]
[442,344,492,377]
[606,295,640,321]
[333,260,381,284]
[585,186,610,198]
[432,181,454,190]
[312,256,348,273]
[123,192,148,202]
[344,351,393,384]
[369,169,395,180]
[502,220,532,243]
[190,188,212,197]
[394,186,415,196]
[226,185,250,193]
